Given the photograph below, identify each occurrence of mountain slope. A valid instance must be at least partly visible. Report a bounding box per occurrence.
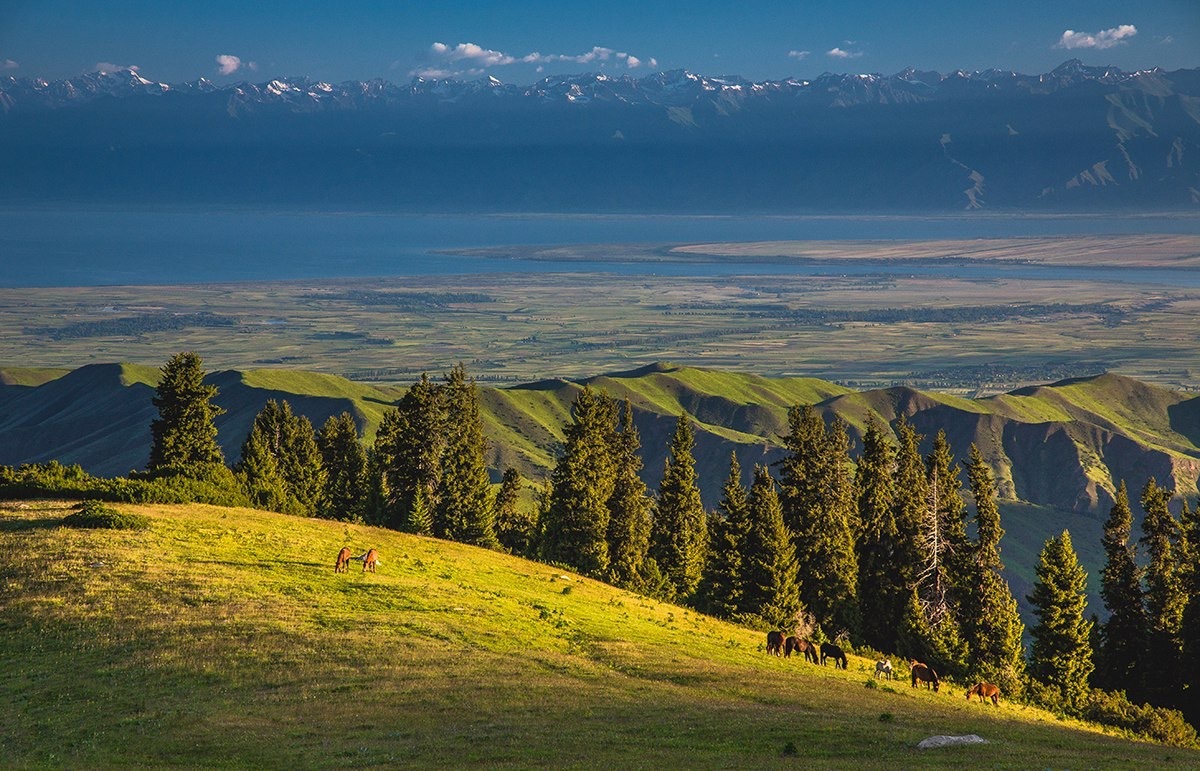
[3,61,1197,211]
[1,498,1189,766]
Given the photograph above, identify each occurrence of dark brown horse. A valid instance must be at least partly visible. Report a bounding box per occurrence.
[784,636,818,663]
[820,642,847,669]
[766,630,784,656]
[910,660,940,692]
[967,682,1000,705]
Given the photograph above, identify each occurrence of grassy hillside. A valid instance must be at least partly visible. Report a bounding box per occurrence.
[2,500,1193,768]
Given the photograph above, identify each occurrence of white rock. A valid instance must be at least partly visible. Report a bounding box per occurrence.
[917,734,988,749]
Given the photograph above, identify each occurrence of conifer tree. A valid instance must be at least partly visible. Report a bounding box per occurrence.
[740,465,802,628]
[891,416,927,602]
[434,364,496,547]
[148,352,225,473]
[374,374,445,531]
[778,405,858,637]
[651,414,708,601]
[855,417,900,651]
[317,412,368,521]
[1140,478,1186,706]
[1179,497,1200,719]
[239,400,324,516]
[1028,530,1094,710]
[541,386,618,576]
[1095,481,1148,696]
[698,453,750,618]
[236,425,288,511]
[962,444,1025,694]
[606,399,652,589]
[494,467,536,556]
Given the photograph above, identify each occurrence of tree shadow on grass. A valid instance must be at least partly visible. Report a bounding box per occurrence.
[0,516,66,532]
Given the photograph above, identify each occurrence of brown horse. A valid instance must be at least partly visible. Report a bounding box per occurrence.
[354,548,380,573]
[785,636,818,663]
[910,660,940,692]
[334,546,352,573]
[967,682,1000,705]
[766,630,785,656]
[820,642,847,669]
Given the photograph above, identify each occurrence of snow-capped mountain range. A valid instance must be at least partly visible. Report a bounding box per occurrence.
[2,60,1198,212]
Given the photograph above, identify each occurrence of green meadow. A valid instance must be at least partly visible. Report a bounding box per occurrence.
[3,499,1195,768]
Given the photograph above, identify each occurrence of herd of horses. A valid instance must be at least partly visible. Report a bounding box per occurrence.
[765,631,1001,706]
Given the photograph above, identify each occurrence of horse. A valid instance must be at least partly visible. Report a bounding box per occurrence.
[785,637,818,663]
[910,660,940,692]
[353,548,381,573]
[334,546,352,573]
[966,682,1000,706]
[874,660,894,680]
[766,630,785,656]
[820,642,847,669]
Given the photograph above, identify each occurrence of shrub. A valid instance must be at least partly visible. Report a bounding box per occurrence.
[1082,690,1199,749]
[62,500,150,530]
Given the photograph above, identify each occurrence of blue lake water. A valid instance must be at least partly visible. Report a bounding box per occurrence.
[2,208,1200,288]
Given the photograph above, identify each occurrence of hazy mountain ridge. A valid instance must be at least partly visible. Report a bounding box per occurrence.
[2,60,1197,211]
[2,362,1196,517]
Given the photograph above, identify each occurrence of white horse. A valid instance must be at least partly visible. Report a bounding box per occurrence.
[874,659,894,680]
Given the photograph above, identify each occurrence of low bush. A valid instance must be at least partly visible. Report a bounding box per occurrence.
[62,500,150,530]
[1082,690,1198,749]
[0,461,248,508]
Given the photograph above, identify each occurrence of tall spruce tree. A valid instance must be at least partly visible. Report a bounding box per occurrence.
[1095,481,1148,696]
[317,412,368,521]
[374,374,446,532]
[740,465,802,628]
[698,453,750,618]
[891,416,927,605]
[238,400,324,516]
[235,425,288,511]
[148,352,225,474]
[541,386,618,576]
[1140,478,1186,706]
[962,444,1025,694]
[1028,530,1094,711]
[606,399,653,590]
[855,417,900,651]
[434,364,496,547]
[651,414,708,601]
[494,468,536,557]
[778,404,858,638]
[1179,497,1200,719]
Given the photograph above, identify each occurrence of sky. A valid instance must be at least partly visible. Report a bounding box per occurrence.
[1,0,1198,85]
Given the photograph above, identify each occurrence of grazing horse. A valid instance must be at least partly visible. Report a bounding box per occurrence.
[820,642,848,669]
[354,548,381,573]
[766,630,785,656]
[785,637,819,663]
[910,660,940,692]
[874,660,894,680]
[967,682,1000,706]
[334,546,352,573]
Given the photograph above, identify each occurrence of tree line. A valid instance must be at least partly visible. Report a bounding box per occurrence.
[143,352,1199,738]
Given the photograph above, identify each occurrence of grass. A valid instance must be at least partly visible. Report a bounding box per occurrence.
[2,499,1196,768]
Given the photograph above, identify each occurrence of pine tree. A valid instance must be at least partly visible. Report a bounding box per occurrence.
[1095,481,1148,696]
[541,386,618,576]
[962,444,1025,694]
[317,412,368,521]
[605,399,652,590]
[236,425,288,511]
[778,404,859,637]
[740,465,802,628]
[148,352,225,474]
[1179,497,1200,719]
[651,414,708,602]
[374,374,445,532]
[698,453,750,618]
[1140,478,1186,706]
[239,400,324,516]
[434,364,496,547]
[891,416,927,604]
[855,417,900,651]
[1028,530,1094,711]
[494,467,536,556]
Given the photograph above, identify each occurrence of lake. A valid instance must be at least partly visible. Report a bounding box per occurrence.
[3,208,1200,288]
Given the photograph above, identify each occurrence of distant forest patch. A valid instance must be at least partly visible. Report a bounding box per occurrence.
[26,312,237,340]
[315,290,495,309]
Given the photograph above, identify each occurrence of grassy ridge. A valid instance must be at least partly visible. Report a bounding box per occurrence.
[2,500,1194,768]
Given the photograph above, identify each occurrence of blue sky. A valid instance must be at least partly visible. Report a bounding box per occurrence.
[2,0,1197,84]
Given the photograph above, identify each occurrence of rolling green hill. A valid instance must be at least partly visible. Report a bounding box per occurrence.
[2,499,1192,767]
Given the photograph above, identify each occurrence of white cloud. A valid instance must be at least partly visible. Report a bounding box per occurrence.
[95,62,139,73]
[826,47,862,59]
[1055,24,1137,50]
[625,55,641,68]
[216,54,244,75]
[648,58,657,68]
[2,59,17,70]
[788,50,810,60]
[418,41,656,77]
